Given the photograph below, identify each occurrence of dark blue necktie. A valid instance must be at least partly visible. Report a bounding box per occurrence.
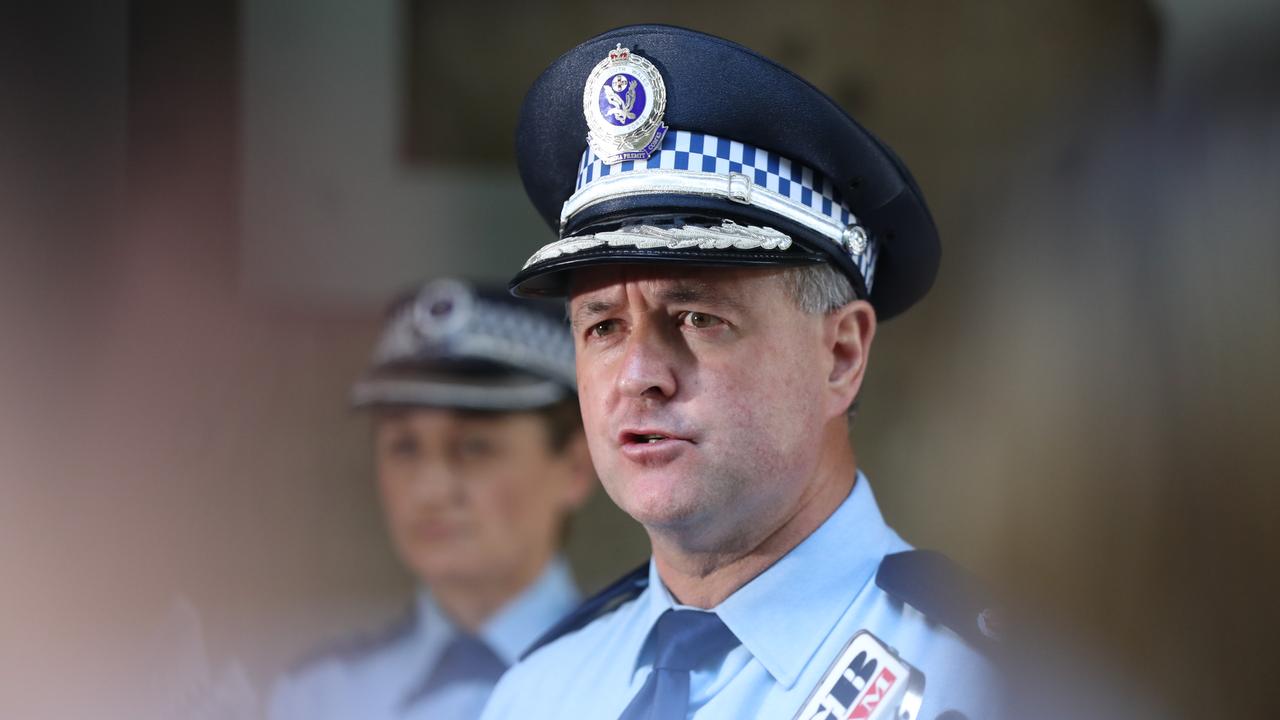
[401,633,508,709]
[617,609,741,720]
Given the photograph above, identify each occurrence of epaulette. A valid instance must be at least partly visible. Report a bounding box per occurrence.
[875,550,1002,655]
[519,562,649,661]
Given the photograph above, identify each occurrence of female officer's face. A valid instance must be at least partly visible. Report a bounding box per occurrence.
[373,408,589,588]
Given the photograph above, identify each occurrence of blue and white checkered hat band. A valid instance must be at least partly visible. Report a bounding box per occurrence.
[559,129,878,292]
[574,131,853,225]
[350,279,576,410]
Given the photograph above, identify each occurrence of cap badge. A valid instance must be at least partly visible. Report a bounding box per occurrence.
[412,279,473,342]
[583,44,667,165]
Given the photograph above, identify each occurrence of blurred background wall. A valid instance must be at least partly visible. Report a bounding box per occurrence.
[2,1,1277,718]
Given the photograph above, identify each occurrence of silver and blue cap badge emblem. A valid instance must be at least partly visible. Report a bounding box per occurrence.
[411,278,473,343]
[583,44,667,165]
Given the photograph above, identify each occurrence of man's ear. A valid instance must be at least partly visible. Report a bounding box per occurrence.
[825,300,876,418]
[558,431,596,511]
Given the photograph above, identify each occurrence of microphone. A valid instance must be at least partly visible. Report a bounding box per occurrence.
[793,630,925,720]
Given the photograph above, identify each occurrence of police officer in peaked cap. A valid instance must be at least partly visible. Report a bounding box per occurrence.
[480,25,1001,720]
[269,279,596,720]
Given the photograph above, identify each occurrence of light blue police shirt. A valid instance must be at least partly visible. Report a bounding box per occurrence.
[480,475,999,719]
[269,557,579,720]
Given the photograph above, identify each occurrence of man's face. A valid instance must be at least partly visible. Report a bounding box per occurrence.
[373,408,588,586]
[569,265,839,550]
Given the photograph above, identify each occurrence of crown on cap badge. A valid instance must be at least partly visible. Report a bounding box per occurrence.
[583,44,668,165]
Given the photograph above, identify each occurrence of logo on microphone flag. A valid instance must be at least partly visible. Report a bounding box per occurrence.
[848,666,897,719]
[793,631,924,720]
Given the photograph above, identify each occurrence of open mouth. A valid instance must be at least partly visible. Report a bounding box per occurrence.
[617,428,693,463]
[628,433,670,444]
[619,429,694,448]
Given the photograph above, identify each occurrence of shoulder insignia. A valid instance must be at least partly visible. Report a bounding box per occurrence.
[519,562,649,661]
[875,550,1003,654]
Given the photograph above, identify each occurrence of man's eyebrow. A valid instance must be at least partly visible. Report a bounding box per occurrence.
[657,282,747,311]
[569,282,748,327]
[570,299,616,327]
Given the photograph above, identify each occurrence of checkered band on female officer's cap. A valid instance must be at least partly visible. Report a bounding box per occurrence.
[511,24,940,321]
[351,278,575,411]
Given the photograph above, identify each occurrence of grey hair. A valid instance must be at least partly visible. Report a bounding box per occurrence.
[779,262,864,419]
[780,262,859,315]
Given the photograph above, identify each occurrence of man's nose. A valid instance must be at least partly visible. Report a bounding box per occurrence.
[616,321,679,400]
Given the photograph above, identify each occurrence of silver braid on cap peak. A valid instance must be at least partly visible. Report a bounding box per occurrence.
[523,221,792,268]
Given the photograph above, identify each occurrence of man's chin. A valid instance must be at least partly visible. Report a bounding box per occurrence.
[617,490,710,534]
[602,462,726,526]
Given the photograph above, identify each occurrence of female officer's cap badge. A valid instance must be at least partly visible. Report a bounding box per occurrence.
[410,277,473,343]
[582,44,668,165]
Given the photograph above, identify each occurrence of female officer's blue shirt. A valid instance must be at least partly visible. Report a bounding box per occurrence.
[480,475,999,719]
[269,557,579,720]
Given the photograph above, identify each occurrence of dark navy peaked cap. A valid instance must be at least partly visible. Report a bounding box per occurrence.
[511,24,940,320]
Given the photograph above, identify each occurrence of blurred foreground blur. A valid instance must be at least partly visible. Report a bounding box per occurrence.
[2,1,1278,718]
[963,80,1280,719]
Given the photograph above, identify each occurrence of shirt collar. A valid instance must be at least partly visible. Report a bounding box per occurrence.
[638,471,896,689]
[480,555,581,665]
[414,585,455,646]
[398,587,454,700]
[415,555,580,666]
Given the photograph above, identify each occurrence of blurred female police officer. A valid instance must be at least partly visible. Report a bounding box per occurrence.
[270,278,594,720]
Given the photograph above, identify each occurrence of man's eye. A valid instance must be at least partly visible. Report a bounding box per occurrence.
[679,311,724,329]
[588,320,619,338]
